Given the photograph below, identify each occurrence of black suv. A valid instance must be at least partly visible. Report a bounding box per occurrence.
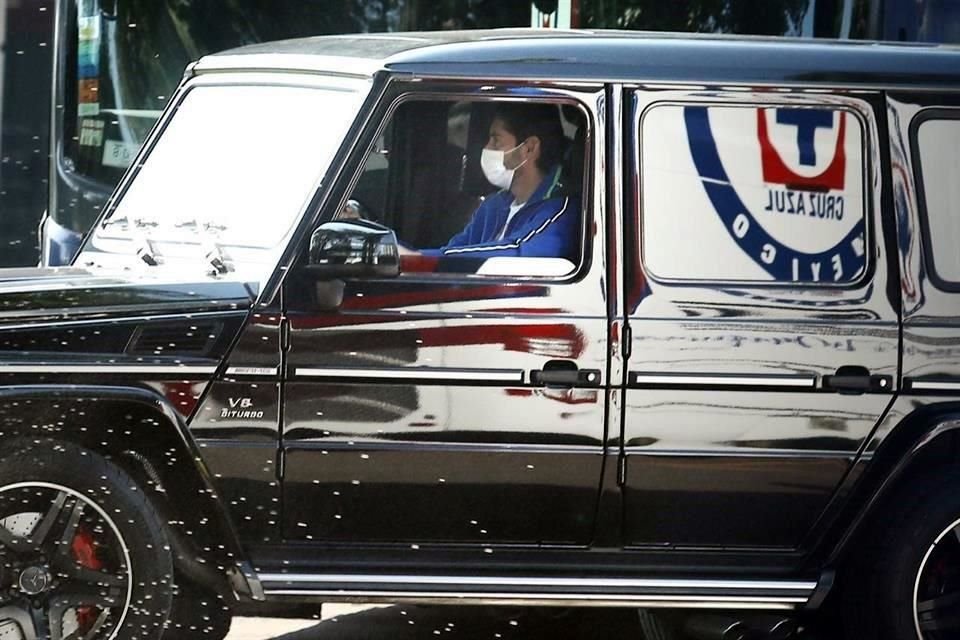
[1,30,959,640]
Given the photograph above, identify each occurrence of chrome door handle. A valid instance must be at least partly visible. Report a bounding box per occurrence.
[530,362,601,388]
[823,365,892,394]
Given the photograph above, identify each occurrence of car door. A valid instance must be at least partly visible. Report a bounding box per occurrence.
[280,83,612,546]
[620,88,899,549]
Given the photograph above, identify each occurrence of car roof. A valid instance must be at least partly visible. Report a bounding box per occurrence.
[194,28,960,90]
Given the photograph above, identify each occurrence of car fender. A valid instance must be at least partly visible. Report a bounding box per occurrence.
[825,400,960,565]
[0,383,253,597]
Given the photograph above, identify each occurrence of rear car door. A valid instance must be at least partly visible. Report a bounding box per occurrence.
[621,88,899,550]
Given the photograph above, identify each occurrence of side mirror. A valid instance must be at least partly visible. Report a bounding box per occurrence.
[307,220,400,279]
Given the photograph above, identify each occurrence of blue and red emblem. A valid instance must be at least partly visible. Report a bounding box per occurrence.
[684,106,865,283]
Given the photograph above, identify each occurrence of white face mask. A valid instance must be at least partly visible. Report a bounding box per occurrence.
[481,141,528,190]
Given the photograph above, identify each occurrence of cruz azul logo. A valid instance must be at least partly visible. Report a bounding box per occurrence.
[684,106,866,282]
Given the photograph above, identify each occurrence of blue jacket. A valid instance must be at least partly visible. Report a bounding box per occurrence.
[425,166,580,260]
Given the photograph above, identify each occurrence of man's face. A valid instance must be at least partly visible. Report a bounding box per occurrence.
[486,118,525,170]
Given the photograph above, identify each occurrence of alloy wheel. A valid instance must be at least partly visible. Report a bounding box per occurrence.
[914,516,960,638]
[0,482,132,640]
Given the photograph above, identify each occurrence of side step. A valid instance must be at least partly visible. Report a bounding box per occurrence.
[253,573,820,610]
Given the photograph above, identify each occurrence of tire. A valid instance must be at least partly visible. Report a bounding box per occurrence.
[0,442,175,640]
[164,578,232,640]
[843,470,960,640]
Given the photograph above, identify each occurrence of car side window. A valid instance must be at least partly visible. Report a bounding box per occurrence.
[640,102,868,285]
[337,98,587,278]
[912,111,960,289]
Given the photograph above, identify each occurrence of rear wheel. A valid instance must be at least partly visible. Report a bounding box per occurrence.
[845,471,960,639]
[913,514,960,639]
[0,444,174,639]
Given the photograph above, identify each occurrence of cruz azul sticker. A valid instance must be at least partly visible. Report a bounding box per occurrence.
[641,104,866,283]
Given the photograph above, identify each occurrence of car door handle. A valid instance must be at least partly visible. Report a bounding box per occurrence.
[823,365,892,394]
[530,362,601,388]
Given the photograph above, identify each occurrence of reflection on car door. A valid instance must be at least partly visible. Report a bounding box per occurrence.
[621,89,899,549]
[279,94,610,547]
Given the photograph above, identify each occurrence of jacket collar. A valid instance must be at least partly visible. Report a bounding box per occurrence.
[495,165,563,207]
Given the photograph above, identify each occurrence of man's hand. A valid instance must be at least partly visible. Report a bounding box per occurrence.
[339,199,364,220]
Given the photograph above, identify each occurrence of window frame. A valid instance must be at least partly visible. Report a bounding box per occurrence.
[634,92,874,290]
[326,81,599,285]
[909,107,960,293]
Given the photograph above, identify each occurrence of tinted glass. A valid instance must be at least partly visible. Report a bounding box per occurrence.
[641,103,867,284]
[916,116,960,285]
[339,99,586,278]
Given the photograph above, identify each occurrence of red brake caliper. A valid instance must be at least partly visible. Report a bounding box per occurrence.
[71,524,104,631]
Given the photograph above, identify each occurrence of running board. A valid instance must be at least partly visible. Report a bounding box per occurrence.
[255,573,819,610]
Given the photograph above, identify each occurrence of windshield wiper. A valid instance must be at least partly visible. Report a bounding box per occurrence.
[175,218,231,275]
[204,241,229,276]
[136,237,159,266]
[101,215,129,229]
[101,215,161,230]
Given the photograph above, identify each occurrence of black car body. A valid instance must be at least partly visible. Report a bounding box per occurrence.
[1,30,960,640]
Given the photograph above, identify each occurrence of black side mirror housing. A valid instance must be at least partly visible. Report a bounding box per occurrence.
[307,220,400,279]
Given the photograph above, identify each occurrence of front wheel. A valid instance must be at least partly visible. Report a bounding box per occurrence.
[0,443,175,639]
[845,471,960,639]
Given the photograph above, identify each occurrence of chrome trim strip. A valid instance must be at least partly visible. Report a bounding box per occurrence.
[909,379,960,392]
[630,373,816,389]
[300,441,600,455]
[260,590,802,610]
[295,367,525,383]
[623,447,853,459]
[0,310,245,334]
[260,573,816,593]
[0,365,217,375]
[226,366,279,377]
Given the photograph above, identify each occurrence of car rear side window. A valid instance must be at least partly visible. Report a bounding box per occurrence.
[639,102,868,285]
[913,112,960,288]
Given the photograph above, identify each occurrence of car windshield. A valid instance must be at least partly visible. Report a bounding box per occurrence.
[78,78,368,281]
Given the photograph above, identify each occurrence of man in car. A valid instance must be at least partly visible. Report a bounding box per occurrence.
[422,103,580,261]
